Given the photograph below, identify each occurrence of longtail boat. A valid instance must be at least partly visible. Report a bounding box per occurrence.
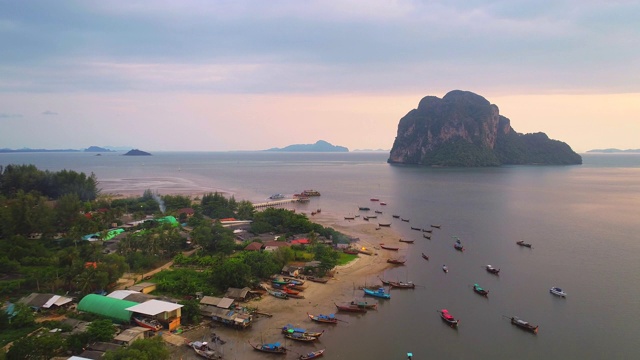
[363,287,391,299]
[387,258,406,265]
[510,316,539,334]
[431,224,441,228]
[392,215,400,218]
[379,244,399,251]
[439,309,459,328]
[307,313,339,324]
[454,239,465,252]
[284,330,323,342]
[267,289,289,299]
[299,349,325,359]
[249,341,287,354]
[190,341,223,359]
[421,253,429,260]
[378,223,391,227]
[486,265,500,275]
[517,240,533,248]
[350,298,378,310]
[422,229,433,233]
[473,283,489,297]
[410,226,421,231]
[334,302,367,313]
[133,316,163,331]
[442,265,448,273]
[399,239,414,243]
[306,276,329,283]
[378,276,391,285]
[401,218,410,222]
[423,234,431,239]
[388,280,415,289]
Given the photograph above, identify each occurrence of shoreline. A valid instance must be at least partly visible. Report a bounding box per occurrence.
[172,209,408,359]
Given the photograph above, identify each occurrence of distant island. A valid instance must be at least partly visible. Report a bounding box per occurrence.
[265,140,349,152]
[123,149,152,156]
[388,90,582,166]
[586,148,640,153]
[0,148,79,153]
[84,146,114,152]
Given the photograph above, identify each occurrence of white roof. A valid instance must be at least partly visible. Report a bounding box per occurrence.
[43,295,73,309]
[107,290,139,300]
[125,300,183,315]
[217,297,234,309]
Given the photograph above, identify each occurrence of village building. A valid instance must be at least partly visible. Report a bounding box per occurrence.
[263,240,291,252]
[198,295,253,329]
[125,299,183,331]
[112,326,152,346]
[244,242,263,251]
[127,282,157,294]
[18,293,73,312]
[224,287,252,302]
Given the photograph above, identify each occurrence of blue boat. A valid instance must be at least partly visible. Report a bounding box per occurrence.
[363,287,391,299]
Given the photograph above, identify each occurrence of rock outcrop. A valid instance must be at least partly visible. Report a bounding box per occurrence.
[388,90,582,166]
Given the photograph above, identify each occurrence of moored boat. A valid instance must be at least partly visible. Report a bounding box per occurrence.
[249,341,287,354]
[485,265,500,275]
[299,349,325,359]
[442,265,448,273]
[423,234,431,239]
[301,189,321,196]
[380,202,387,205]
[375,210,383,214]
[473,283,489,296]
[439,309,459,327]
[363,287,391,299]
[387,258,406,265]
[334,302,367,313]
[378,223,391,227]
[401,218,410,222]
[517,240,533,248]
[379,244,399,251]
[388,280,415,289]
[510,316,539,334]
[370,198,379,201]
[431,224,441,228]
[421,253,429,260]
[307,313,339,324]
[453,239,465,252]
[550,287,567,297]
[284,331,323,342]
[422,229,433,233]
[190,341,223,359]
[344,216,355,220]
[269,193,285,199]
[133,316,163,331]
[410,226,421,231]
[350,298,378,310]
[392,215,400,218]
[399,239,414,243]
[306,276,329,284]
[358,206,370,211]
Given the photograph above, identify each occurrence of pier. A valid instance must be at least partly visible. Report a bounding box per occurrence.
[253,199,299,209]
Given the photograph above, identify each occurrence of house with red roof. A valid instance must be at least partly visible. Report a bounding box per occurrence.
[244,242,263,251]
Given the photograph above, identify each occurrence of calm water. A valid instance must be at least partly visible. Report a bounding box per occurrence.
[2,152,640,359]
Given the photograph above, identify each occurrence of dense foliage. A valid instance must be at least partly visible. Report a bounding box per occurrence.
[0,164,99,201]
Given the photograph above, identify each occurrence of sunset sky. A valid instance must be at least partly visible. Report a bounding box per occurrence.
[1,0,638,152]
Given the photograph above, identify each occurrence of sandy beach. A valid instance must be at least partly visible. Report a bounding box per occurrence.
[171,209,408,359]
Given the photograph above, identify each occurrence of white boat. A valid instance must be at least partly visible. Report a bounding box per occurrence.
[442,265,448,273]
[550,287,567,297]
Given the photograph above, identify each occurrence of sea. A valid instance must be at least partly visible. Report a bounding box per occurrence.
[2,151,640,359]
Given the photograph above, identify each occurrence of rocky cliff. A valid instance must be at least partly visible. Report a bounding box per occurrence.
[388,90,582,166]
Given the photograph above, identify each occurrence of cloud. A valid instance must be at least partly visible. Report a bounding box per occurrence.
[0,113,22,118]
[41,110,58,115]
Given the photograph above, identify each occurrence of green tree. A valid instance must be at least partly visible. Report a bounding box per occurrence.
[86,319,117,342]
[102,336,170,360]
[6,333,64,360]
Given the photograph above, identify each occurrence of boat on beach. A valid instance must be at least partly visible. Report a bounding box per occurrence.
[249,341,287,354]
[388,280,415,289]
[410,226,421,231]
[422,229,433,233]
[399,239,414,243]
[380,202,387,205]
[350,298,378,309]
[284,331,322,342]
[190,341,223,359]
[517,240,533,248]
[267,289,289,299]
[299,349,325,359]
[378,223,391,227]
[133,316,163,331]
[379,244,399,251]
[375,210,383,214]
[401,218,410,222]
[510,316,539,334]
[358,206,370,211]
[439,309,459,327]
[550,287,567,297]
[306,276,329,284]
[281,325,324,338]
[422,253,429,260]
[343,248,360,255]
[344,216,355,220]
[473,283,489,297]
[363,287,391,299]
[307,313,339,324]
[387,258,406,265]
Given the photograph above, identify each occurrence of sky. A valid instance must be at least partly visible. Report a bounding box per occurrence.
[1,0,639,153]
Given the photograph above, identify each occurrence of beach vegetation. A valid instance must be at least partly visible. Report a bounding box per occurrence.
[0,164,100,201]
[102,336,170,360]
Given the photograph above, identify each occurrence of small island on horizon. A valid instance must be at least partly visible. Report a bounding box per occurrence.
[586,148,640,153]
[265,140,348,152]
[123,149,152,156]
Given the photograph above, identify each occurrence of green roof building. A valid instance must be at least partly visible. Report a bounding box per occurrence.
[77,294,138,323]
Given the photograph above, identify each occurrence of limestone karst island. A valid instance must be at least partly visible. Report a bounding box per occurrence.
[388,90,582,166]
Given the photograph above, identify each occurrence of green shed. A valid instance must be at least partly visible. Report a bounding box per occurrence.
[77,294,138,323]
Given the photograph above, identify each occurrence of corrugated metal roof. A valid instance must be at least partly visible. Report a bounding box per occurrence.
[124,300,183,316]
[107,290,139,300]
[217,297,234,309]
[200,296,222,306]
[77,294,138,323]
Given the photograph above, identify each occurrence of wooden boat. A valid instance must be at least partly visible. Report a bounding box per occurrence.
[133,316,163,331]
[378,276,391,285]
[283,328,324,341]
[510,316,539,334]
[344,216,355,220]
[363,287,391,299]
[358,206,370,211]
[343,248,359,255]
[399,239,414,243]
[379,244,399,251]
[283,277,305,285]
[473,283,489,297]
[387,258,406,265]
[454,239,464,252]
[363,216,370,221]
[378,223,391,227]
[366,215,377,219]
[401,218,410,222]
[299,349,325,359]
[431,224,441,228]
[350,298,378,310]
[423,234,431,239]
[421,253,429,260]
[422,229,433,233]
[375,210,383,214]
[267,289,289,299]
[190,341,223,359]
[516,240,533,248]
[380,202,387,205]
[370,198,379,201]
[249,341,287,354]
[439,309,459,327]
[307,313,339,324]
[550,287,567,297]
[306,276,329,284]
[334,302,367,313]
[280,287,300,295]
[410,226,421,231]
[388,280,415,289]
[442,265,449,273]
[485,265,500,275]
[392,215,400,218]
